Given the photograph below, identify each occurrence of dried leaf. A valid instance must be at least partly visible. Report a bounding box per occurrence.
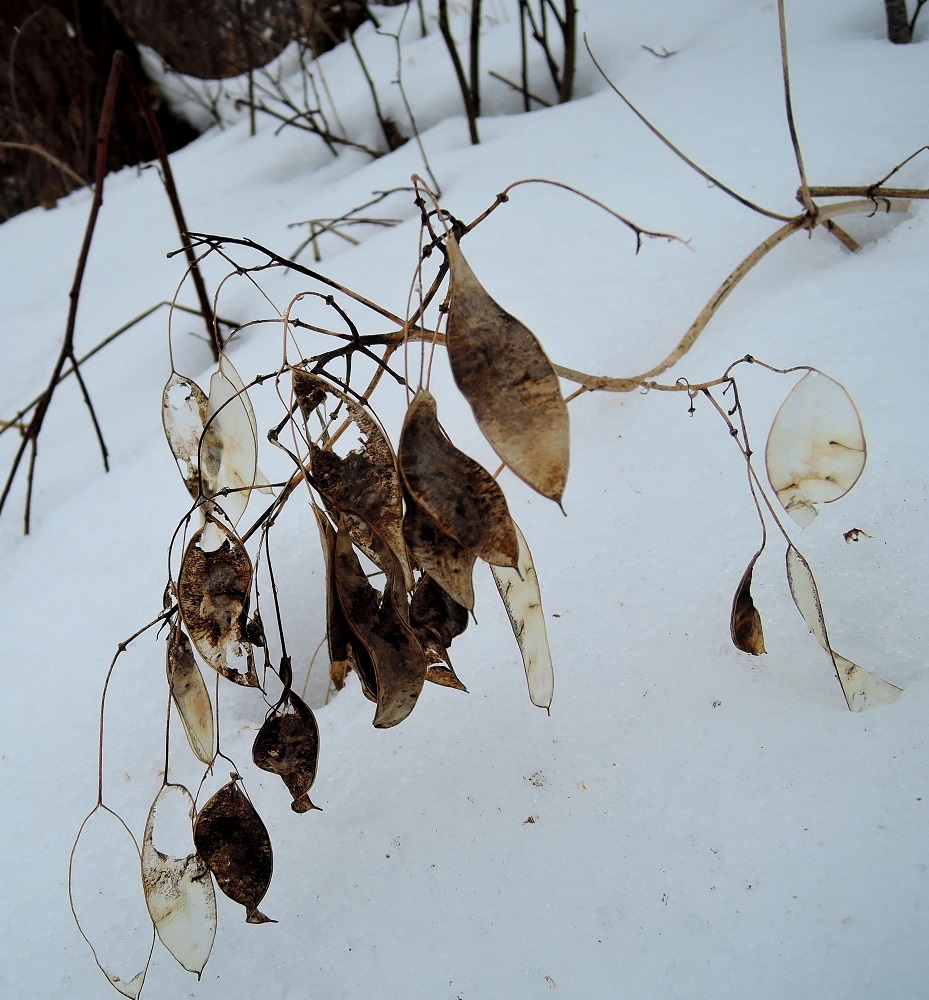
[69,806,154,998]
[399,389,518,567]
[313,504,377,697]
[167,627,215,764]
[193,780,274,923]
[491,522,554,711]
[177,521,259,687]
[446,235,570,503]
[785,545,902,710]
[766,371,866,527]
[334,522,427,727]
[730,551,765,655]
[141,784,217,976]
[252,693,321,813]
[403,495,476,611]
[162,372,209,499]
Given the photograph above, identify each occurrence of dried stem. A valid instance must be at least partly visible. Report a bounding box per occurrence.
[777,0,813,215]
[586,37,794,224]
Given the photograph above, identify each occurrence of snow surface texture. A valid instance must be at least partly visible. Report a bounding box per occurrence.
[1,2,927,998]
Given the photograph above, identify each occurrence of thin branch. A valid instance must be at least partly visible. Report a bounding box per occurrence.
[0,140,89,189]
[777,0,814,215]
[585,37,795,223]
[438,0,480,144]
[180,233,406,326]
[489,70,552,108]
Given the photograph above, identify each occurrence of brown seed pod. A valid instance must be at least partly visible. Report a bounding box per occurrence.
[446,236,570,504]
[193,780,274,924]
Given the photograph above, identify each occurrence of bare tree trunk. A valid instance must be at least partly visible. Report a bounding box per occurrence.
[884,0,913,42]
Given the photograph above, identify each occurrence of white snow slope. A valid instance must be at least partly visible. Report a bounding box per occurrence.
[0,2,927,999]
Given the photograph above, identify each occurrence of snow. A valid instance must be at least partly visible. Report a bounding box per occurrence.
[1,2,927,998]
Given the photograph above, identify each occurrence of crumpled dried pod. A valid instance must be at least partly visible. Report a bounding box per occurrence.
[399,390,518,568]
[294,370,412,589]
[193,779,274,924]
[730,550,766,655]
[177,521,259,688]
[333,522,427,727]
[166,626,215,764]
[141,784,217,976]
[785,545,902,711]
[402,493,476,611]
[765,371,866,527]
[313,504,377,697]
[252,692,321,813]
[446,235,570,504]
[410,574,470,690]
[491,521,554,711]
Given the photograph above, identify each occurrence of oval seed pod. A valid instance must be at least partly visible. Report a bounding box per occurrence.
[141,784,217,976]
[399,389,518,568]
[69,806,154,998]
[446,236,570,504]
[166,627,214,764]
[177,521,259,688]
[766,371,866,527]
[252,693,321,813]
[162,372,209,499]
[193,780,274,924]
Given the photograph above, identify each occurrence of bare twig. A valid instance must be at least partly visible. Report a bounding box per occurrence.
[438,0,480,144]
[0,50,217,532]
[586,37,794,223]
[489,70,552,108]
[777,0,814,215]
[0,140,89,190]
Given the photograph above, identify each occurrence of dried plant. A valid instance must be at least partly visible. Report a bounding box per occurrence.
[54,3,929,994]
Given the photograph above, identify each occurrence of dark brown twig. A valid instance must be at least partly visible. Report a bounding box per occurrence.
[0,51,217,532]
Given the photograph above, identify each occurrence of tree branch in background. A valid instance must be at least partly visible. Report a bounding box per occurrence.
[0,50,216,533]
[438,0,480,144]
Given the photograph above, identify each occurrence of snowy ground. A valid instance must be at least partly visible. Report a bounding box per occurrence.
[0,2,927,998]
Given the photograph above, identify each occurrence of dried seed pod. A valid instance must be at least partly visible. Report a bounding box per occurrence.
[333,522,427,727]
[730,551,766,655]
[410,573,470,685]
[446,236,570,504]
[491,522,554,711]
[291,368,328,422]
[177,521,259,688]
[167,626,215,764]
[200,355,271,547]
[162,372,209,499]
[402,494,476,611]
[785,545,902,711]
[141,784,216,976]
[193,780,274,924]
[313,504,377,697]
[766,371,866,527]
[399,390,518,568]
[252,693,321,814]
[69,806,154,998]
